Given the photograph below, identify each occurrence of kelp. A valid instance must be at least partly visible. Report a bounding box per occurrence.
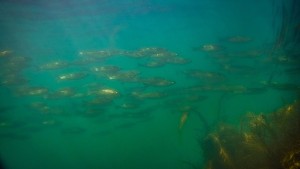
[200,100,300,169]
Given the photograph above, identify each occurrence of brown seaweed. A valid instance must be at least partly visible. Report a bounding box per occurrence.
[200,100,300,169]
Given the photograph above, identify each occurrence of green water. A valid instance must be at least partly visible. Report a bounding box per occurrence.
[0,0,299,169]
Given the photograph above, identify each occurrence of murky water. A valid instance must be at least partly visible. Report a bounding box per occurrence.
[0,0,299,169]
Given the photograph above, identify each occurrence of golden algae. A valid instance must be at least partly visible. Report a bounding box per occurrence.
[200,100,300,169]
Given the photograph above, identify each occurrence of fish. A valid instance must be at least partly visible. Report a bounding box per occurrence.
[38,61,68,70]
[141,77,176,87]
[178,112,189,131]
[178,111,189,143]
[57,72,87,81]
[0,50,12,57]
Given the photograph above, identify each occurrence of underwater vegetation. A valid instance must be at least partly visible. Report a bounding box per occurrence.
[200,100,300,169]
[198,1,300,168]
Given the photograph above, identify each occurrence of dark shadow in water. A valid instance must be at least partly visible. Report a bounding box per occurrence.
[0,158,5,169]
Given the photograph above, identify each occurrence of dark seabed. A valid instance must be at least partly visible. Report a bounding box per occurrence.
[0,0,300,169]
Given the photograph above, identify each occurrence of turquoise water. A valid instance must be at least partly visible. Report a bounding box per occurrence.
[0,0,299,169]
